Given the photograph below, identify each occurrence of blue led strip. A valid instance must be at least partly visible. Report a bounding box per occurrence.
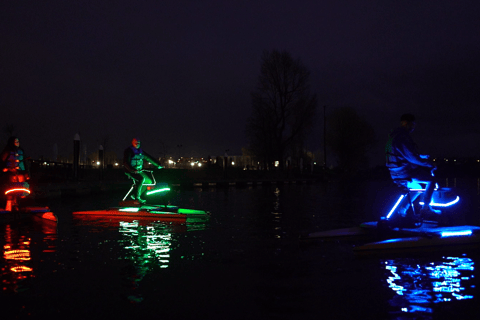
[386,195,405,219]
[419,196,460,208]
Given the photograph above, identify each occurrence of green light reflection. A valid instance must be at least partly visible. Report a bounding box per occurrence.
[119,221,172,269]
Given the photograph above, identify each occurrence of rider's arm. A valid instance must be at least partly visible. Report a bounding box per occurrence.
[143,151,163,169]
[396,137,434,168]
[123,148,137,173]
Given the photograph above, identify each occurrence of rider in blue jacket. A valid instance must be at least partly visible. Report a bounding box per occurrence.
[386,114,439,215]
[123,138,163,204]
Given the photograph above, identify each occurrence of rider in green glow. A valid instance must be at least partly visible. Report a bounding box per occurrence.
[123,138,163,204]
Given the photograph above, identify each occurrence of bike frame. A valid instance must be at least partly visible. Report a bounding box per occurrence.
[122,170,157,201]
[384,181,460,223]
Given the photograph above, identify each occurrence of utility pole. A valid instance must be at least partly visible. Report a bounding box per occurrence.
[323,105,327,169]
[73,133,80,180]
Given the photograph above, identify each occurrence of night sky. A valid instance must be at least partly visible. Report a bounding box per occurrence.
[1,1,480,166]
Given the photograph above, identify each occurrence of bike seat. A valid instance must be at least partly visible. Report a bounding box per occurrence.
[393,179,426,191]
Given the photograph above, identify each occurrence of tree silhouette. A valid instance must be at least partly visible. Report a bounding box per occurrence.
[246,50,317,170]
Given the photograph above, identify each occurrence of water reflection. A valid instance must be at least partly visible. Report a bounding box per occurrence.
[1,219,57,293]
[384,254,475,316]
[119,220,174,269]
[117,220,177,303]
[272,187,282,239]
[74,216,208,303]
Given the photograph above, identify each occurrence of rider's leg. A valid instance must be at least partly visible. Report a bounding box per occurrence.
[413,179,441,214]
[422,181,435,207]
[16,173,26,183]
[136,184,145,203]
[410,166,437,210]
[136,171,151,203]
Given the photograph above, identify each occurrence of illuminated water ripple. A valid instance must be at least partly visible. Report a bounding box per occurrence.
[384,254,475,316]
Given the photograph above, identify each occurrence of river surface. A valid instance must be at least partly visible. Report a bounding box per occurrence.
[1,178,480,319]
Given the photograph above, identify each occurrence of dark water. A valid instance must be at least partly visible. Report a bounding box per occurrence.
[1,179,480,320]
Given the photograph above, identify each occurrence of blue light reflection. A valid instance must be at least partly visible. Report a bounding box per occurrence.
[384,255,475,315]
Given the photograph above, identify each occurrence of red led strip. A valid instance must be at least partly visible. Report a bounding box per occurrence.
[5,188,31,195]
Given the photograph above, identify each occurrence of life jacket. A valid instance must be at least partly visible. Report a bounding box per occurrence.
[5,148,25,171]
[385,128,407,169]
[385,127,414,180]
[129,146,144,170]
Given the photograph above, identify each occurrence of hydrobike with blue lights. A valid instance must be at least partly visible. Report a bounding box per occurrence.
[307,174,480,253]
[0,181,58,223]
[73,170,210,222]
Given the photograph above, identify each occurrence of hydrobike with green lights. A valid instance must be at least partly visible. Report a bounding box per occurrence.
[0,181,58,223]
[307,177,480,254]
[73,170,210,222]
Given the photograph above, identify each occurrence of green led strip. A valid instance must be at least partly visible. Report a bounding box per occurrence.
[146,188,171,196]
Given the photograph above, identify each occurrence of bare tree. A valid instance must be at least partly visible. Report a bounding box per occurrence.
[246,50,317,170]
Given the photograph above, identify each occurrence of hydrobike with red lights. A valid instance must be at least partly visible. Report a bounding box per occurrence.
[73,202,210,223]
[0,182,58,223]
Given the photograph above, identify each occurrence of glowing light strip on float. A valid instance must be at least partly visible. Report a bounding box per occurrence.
[119,207,140,212]
[178,208,206,214]
[419,196,460,208]
[5,188,30,195]
[441,230,472,237]
[386,195,405,219]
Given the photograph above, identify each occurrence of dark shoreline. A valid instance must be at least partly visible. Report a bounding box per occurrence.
[16,161,480,200]
[29,176,321,200]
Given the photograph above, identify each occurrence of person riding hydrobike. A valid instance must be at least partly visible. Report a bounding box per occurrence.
[385,113,439,216]
[0,136,30,183]
[123,138,163,204]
